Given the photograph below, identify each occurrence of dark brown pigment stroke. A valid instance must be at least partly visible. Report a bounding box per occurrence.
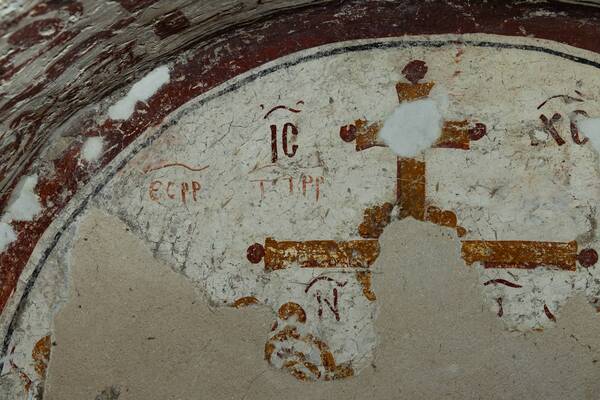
[544,304,557,322]
[483,279,523,288]
[539,113,566,145]
[497,297,504,317]
[143,163,209,173]
[536,94,583,110]
[570,109,590,145]
[153,9,190,39]
[263,101,304,119]
[305,276,347,293]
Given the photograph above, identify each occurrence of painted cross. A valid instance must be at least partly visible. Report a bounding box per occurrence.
[338,60,598,271]
[242,61,599,377]
[339,60,480,235]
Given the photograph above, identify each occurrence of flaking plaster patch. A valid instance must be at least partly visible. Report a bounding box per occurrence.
[0,222,16,253]
[379,98,443,156]
[577,116,600,153]
[108,66,170,121]
[365,219,600,399]
[44,209,276,400]
[0,174,42,251]
[3,174,41,222]
[80,137,104,163]
[0,217,79,397]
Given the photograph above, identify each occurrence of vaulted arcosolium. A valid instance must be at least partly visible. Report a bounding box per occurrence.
[2,1,600,399]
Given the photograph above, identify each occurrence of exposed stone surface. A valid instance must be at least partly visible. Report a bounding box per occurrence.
[369,219,600,399]
[45,209,275,399]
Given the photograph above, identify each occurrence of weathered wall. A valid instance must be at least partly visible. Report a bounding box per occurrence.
[0,0,331,194]
[3,0,600,329]
[3,1,600,399]
[4,0,600,322]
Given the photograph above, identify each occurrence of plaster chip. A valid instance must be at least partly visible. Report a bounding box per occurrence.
[108,66,170,121]
[81,137,105,163]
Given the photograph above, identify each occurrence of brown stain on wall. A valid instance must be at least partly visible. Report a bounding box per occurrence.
[339,119,384,151]
[339,75,483,153]
[263,238,379,271]
[341,118,478,152]
[277,302,307,323]
[425,206,456,228]
[15,367,32,393]
[461,240,578,270]
[396,79,479,150]
[397,158,426,221]
[395,81,434,102]
[264,326,354,382]
[32,335,51,379]
[395,153,466,237]
[8,18,64,47]
[355,271,376,301]
[425,206,466,238]
[153,10,190,39]
[358,202,394,239]
[435,120,471,149]
[354,120,384,151]
[232,296,258,308]
[117,0,160,12]
[314,338,336,371]
[339,76,433,152]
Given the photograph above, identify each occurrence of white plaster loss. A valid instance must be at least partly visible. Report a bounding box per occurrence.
[576,116,600,152]
[0,174,42,252]
[3,174,42,222]
[379,88,448,157]
[0,222,16,252]
[0,1,21,19]
[80,136,104,163]
[107,65,170,120]
[0,174,42,253]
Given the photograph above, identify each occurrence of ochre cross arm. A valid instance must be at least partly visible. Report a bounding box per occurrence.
[461,240,598,271]
[246,238,379,271]
[340,119,486,151]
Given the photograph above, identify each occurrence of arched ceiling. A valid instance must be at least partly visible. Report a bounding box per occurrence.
[3,1,600,398]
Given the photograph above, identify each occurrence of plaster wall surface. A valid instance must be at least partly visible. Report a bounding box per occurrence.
[3,1,600,399]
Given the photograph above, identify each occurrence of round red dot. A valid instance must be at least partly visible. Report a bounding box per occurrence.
[468,123,487,141]
[339,124,357,142]
[402,60,428,84]
[577,248,598,268]
[247,243,265,264]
